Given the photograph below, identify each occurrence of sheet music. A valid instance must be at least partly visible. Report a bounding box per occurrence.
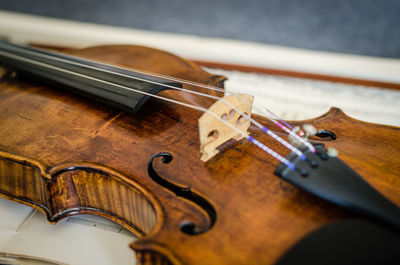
[208,68,400,127]
[0,198,137,265]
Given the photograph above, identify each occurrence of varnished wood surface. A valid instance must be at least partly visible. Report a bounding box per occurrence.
[0,45,399,265]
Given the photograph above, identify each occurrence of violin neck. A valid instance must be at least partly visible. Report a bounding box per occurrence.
[0,41,179,113]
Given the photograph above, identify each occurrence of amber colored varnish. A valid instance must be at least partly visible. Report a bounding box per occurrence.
[0,45,399,265]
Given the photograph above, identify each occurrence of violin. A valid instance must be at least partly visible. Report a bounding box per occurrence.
[0,40,399,265]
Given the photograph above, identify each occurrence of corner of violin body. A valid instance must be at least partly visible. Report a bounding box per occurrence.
[131,242,181,265]
[300,106,394,128]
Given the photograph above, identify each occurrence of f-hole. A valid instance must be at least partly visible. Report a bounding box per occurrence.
[147,152,216,235]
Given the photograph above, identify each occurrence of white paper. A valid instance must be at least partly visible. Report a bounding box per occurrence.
[0,197,137,265]
[208,68,400,126]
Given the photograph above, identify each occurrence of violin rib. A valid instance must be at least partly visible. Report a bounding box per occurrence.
[0,150,160,237]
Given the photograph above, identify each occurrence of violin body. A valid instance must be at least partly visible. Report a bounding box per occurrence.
[0,45,399,265]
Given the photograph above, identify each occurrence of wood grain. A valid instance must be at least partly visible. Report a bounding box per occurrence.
[0,45,399,265]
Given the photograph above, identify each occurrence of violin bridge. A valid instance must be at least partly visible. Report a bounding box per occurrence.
[198,94,254,162]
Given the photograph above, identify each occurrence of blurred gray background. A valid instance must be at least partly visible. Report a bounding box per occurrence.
[0,0,399,58]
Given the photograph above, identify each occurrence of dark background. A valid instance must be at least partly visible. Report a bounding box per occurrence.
[1,0,399,58]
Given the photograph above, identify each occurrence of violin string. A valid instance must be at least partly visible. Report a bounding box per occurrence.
[0,41,307,148]
[263,108,316,153]
[1,42,302,143]
[0,44,307,160]
[118,69,314,153]
[0,50,297,170]
[70,55,314,153]
[265,108,293,129]
[229,94,316,153]
[138,77,314,153]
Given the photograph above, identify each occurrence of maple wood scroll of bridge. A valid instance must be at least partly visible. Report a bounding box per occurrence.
[199,94,254,162]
